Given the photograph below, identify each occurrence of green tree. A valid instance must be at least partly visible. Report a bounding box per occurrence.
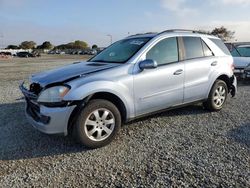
[6,45,20,49]
[211,26,235,41]
[37,41,53,49]
[74,40,88,49]
[92,44,98,49]
[55,40,88,50]
[197,30,211,35]
[19,41,36,49]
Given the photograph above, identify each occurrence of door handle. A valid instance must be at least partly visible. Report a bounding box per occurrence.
[211,61,218,66]
[174,69,183,75]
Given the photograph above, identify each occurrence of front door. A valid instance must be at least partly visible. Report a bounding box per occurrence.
[133,37,184,116]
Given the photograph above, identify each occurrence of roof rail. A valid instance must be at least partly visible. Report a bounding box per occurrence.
[126,32,158,38]
[158,29,203,35]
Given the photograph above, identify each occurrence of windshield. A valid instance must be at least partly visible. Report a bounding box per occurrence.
[90,37,151,63]
[231,46,250,57]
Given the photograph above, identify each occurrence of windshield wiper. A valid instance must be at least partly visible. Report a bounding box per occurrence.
[90,60,108,63]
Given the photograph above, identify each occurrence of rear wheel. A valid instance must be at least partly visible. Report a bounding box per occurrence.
[203,80,228,111]
[74,99,121,148]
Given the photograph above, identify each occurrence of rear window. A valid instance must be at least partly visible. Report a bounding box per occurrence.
[182,37,204,60]
[210,38,231,56]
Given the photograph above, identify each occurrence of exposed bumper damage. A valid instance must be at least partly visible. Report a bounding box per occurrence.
[230,75,237,97]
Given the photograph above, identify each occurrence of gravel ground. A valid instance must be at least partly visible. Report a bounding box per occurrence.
[0,55,249,187]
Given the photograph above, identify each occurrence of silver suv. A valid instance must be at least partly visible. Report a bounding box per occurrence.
[20,30,237,148]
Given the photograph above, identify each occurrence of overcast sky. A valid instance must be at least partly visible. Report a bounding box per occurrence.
[0,0,250,48]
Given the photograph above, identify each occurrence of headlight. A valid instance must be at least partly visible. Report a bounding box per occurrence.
[37,86,70,103]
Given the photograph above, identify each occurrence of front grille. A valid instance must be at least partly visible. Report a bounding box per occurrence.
[20,82,50,124]
[20,84,38,100]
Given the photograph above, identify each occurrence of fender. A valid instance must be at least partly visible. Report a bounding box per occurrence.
[64,80,135,119]
[206,72,231,98]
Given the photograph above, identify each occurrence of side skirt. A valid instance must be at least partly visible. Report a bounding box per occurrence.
[125,99,207,123]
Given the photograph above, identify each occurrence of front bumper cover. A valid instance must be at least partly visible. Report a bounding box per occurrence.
[20,82,76,135]
[25,103,76,135]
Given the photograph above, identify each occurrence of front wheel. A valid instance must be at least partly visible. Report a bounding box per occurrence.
[74,99,121,148]
[203,80,228,111]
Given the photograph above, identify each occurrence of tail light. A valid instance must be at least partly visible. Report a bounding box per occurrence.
[231,63,235,71]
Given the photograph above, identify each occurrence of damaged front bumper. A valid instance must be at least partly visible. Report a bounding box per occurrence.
[230,75,237,97]
[19,83,76,136]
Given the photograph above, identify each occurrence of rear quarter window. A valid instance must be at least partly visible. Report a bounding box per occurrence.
[210,38,231,56]
[202,40,213,57]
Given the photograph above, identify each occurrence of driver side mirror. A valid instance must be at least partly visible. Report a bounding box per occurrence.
[139,59,158,70]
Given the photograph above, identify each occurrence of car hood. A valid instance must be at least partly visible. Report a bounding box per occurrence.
[233,57,250,68]
[31,61,121,87]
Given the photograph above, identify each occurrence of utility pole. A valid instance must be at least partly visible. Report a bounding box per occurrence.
[107,34,112,45]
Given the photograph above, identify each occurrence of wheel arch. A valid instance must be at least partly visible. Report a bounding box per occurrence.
[86,92,127,122]
[216,74,231,90]
[67,91,128,135]
[207,74,231,98]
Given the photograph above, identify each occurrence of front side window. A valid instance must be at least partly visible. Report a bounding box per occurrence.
[90,37,151,63]
[182,37,204,60]
[146,37,178,65]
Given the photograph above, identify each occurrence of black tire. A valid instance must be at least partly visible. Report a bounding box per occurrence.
[74,99,121,148]
[203,80,228,111]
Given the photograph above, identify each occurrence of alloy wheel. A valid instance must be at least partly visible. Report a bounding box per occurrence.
[84,108,115,141]
[213,86,226,108]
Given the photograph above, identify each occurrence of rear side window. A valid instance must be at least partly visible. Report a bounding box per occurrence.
[182,37,204,60]
[146,37,178,65]
[210,38,231,56]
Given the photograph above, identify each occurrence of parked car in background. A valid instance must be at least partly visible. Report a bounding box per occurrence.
[48,50,56,54]
[225,43,250,79]
[17,52,36,58]
[32,51,41,57]
[88,49,97,55]
[20,30,237,148]
[0,52,12,58]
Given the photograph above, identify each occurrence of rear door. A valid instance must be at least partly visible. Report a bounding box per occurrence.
[180,36,217,102]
